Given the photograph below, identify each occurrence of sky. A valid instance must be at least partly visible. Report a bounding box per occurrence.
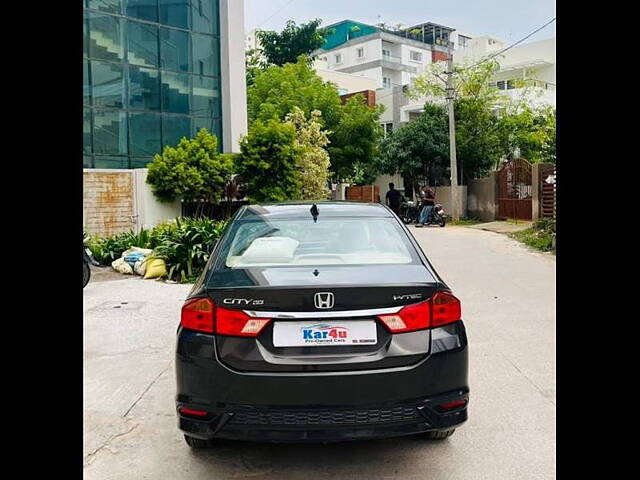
[245,0,556,45]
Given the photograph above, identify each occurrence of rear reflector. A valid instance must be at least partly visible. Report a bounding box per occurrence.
[215,307,271,337]
[178,407,208,417]
[437,399,468,411]
[181,298,271,337]
[376,291,461,333]
[377,301,430,333]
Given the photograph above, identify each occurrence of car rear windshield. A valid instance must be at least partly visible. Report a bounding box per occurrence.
[212,216,420,270]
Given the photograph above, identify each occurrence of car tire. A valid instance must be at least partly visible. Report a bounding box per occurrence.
[422,429,455,440]
[83,261,91,288]
[184,435,215,449]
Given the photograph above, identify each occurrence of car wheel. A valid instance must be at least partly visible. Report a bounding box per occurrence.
[83,261,91,288]
[184,435,215,449]
[422,429,455,440]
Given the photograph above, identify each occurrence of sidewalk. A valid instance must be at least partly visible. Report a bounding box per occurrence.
[467,220,532,234]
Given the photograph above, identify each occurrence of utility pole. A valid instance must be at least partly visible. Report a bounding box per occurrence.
[445,41,460,221]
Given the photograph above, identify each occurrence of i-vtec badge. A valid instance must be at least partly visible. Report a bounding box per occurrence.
[222,298,264,306]
[393,293,423,301]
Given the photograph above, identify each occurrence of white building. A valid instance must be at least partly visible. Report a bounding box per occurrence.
[454,36,556,108]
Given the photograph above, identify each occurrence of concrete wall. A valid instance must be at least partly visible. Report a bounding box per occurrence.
[467,172,496,222]
[316,69,378,94]
[132,169,182,230]
[433,186,467,218]
[375,174,405,204]
[84,169,181,236]
[219,0,248,153]
[83,170,136,236]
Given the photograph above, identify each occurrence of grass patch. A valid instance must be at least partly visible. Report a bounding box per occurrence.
[450,217,482,226]
[510,218,555,253]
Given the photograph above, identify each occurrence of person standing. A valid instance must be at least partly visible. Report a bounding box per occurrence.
[385,183,403,216]
[417,186,435,226]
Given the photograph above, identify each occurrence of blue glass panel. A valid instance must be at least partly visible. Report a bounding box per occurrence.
[94,156,129,168]
[127,20,159,67]
[84,155,93,168]
[160,0,189,29]
[161,71,190,114]
[192,117,221,146]
[128,66,161,111]
[191,75,218,117]
[84,108,92,153]
[91,60,125,108]
[125,0,158,22]
[88,13,124,62]
[191,0,217,34]
[92,110,128,155]
[130,157,154,168]
[162,114,191,148]
[160,27,190,72]
[129,112,162,156]
[88,0,122,14]
[191,33,217,76]
[83,59,91,105]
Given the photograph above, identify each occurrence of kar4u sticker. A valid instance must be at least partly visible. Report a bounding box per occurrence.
[301,324,348,344]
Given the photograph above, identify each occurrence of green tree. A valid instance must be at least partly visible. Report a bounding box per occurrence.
[496,104,556,164]
[285,107,331,200]
[248,57,383,182]
[146,129,232,204]
[236,119,301,202]
[256,19,329,67]
[375,104,450,189]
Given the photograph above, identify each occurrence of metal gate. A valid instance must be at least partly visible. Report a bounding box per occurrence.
[496,158,533,221]
[539,163,556,218]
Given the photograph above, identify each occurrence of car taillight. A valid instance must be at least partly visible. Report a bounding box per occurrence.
[377,301,431,333]
[181,297,214,333]
[376,291,461,333]
[431,291,461,327]
[181,298,271,337]
[215,306,271,337]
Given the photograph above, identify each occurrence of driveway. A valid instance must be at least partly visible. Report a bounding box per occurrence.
[83,225,555,479]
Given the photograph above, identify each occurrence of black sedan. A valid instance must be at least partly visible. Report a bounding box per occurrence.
[175,202,469,447]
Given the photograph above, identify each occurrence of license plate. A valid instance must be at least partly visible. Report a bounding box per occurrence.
[272,320,377,347]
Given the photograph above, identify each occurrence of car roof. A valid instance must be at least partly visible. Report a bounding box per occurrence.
[235,201,393,220]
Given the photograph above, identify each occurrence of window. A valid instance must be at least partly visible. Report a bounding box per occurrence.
[215,217,418,270]
[128,66,160,111]
[507,79,516,90]
[127,20,159,68]
[88,13,124,62]
[88,0,122,15]
[458,35,470,48]
[356,47,364,58]
[334,53,342,64]
[92,110,128,155]
[193,117,221,140]
[94,156,129,169]
[496,80,506,90]
[191,0,218,34]
[84,108,92,154]
[162,114,191,148]
[128,112,161,155]
[91,60,125,108]
[382,49,391,58]
[383,77,392,88]
[83,59,91,105]
[125,0,158,23]
[191,75,219,117]
[160,0,189,29]
[161,71,190,114]
[382,122,393,135]
[160,27,190,72]
[192,33,218,76]
[410,50,422,62]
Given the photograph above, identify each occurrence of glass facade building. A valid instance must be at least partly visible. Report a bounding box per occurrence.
[83,0,222,169]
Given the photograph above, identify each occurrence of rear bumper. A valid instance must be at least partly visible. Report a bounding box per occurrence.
[176,321,468,442]
[178,392,468,442]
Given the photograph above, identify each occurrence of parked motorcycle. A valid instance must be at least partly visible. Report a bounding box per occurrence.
[83,234,100,288]
[399,200,420,224]
[427,204,447,227]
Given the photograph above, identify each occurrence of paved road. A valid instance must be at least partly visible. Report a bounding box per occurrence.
[83,225,555,480]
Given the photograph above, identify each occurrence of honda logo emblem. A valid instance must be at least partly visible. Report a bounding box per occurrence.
[314,292,334,309]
